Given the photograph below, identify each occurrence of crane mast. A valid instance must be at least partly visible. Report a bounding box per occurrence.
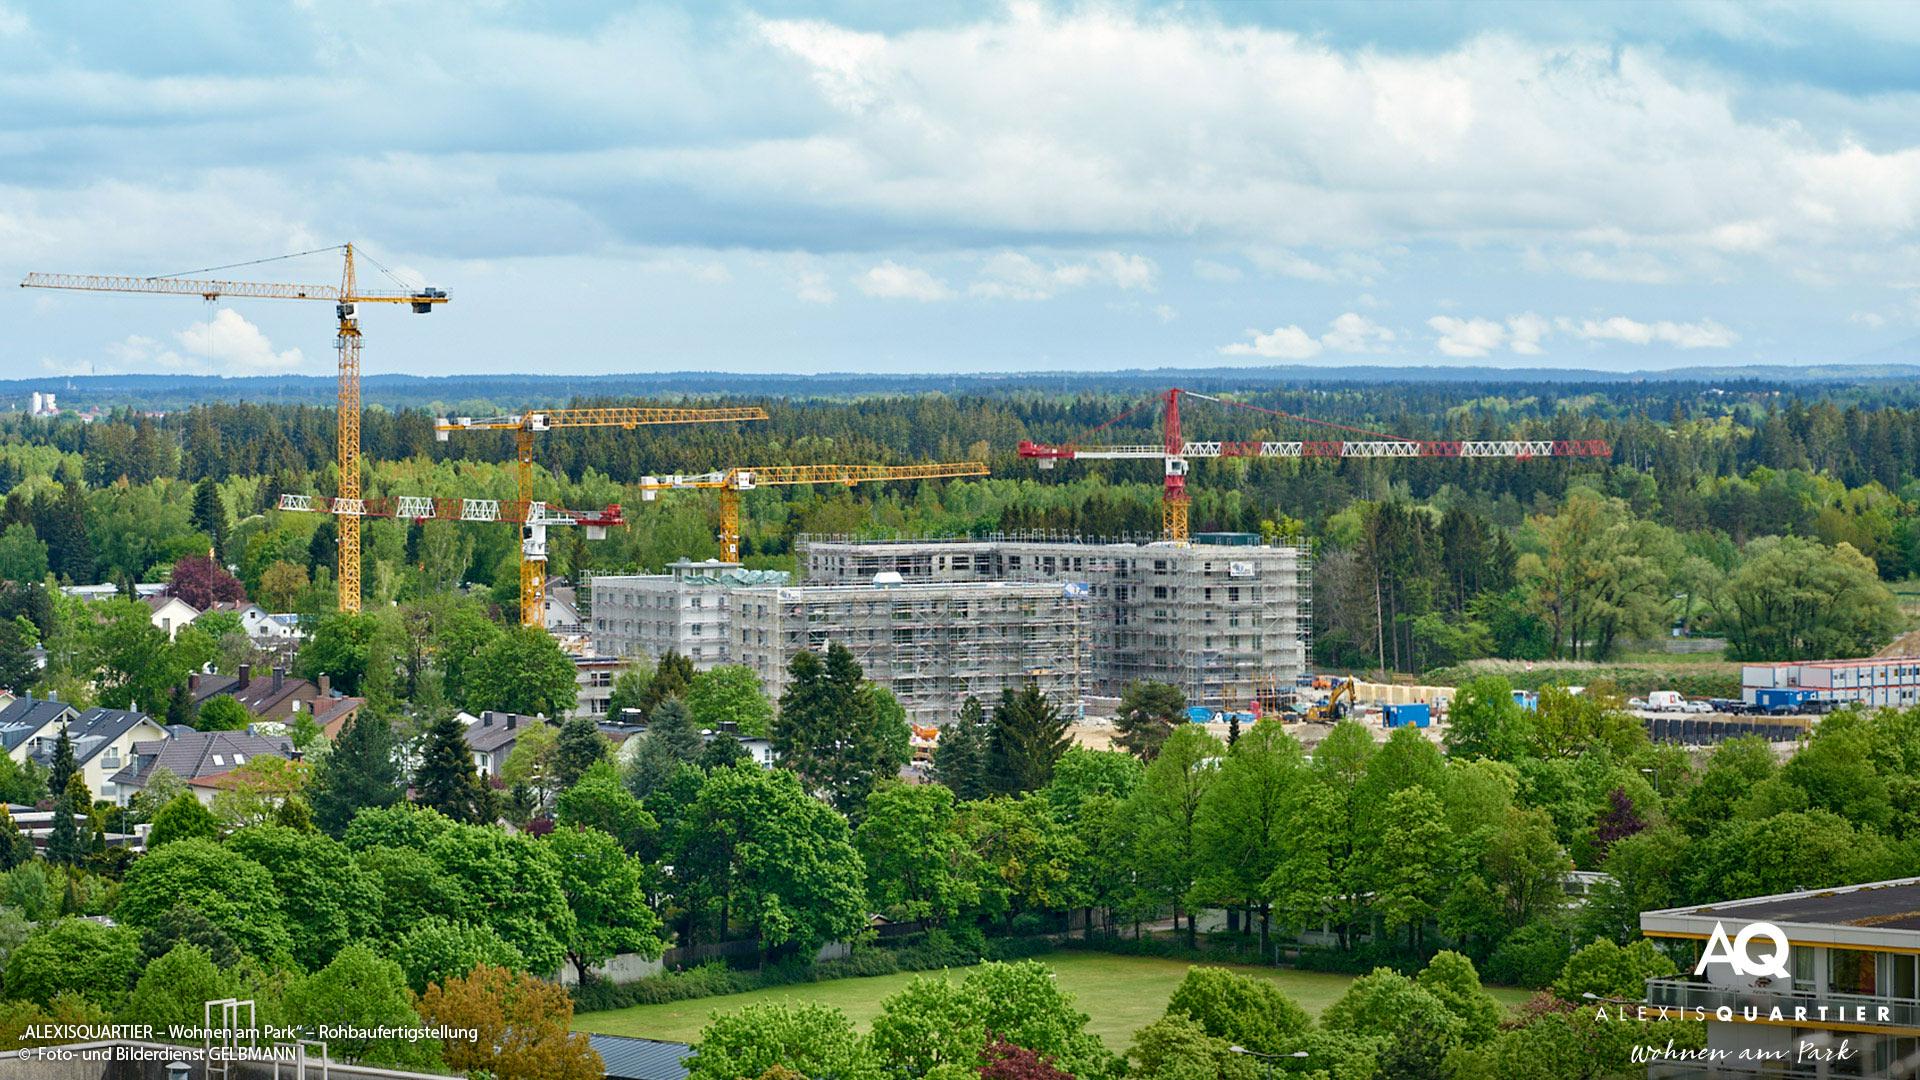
[435,405,770,626]
[23,243,448,612]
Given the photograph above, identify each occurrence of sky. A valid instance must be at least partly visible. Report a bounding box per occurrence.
[4,1,1920,378]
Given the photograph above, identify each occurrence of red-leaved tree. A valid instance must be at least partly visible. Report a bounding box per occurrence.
[980,1038,1075,1080]
[169,554,247,610]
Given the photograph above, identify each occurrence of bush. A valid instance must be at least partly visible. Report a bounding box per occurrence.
[1294,942,1425,975]
[1484,922,1573,989]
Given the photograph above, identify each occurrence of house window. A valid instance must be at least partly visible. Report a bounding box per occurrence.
[102,749,121,769]
[212,755,225,767]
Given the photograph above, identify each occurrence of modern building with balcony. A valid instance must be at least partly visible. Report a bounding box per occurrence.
[1639,877,1920,1078]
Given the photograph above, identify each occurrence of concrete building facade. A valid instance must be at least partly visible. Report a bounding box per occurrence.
[588,560,790,668]
[1641,877,1920,1078]
[797,535,1311,709]
[732,578,1087,727]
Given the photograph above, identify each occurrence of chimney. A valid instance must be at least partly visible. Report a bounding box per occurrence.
[272,668,284,692]
[46,690,56,703]
[506,715,518,730]
[237,664,251,690]
[317,675,331,698]
[188,673,200,693]
[482,713,493,727]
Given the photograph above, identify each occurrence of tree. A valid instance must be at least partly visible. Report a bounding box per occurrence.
[1443,675,1531,761]
[987,681,1070,794]
[1129,725,1222,946]
[1591,786,1646,859]
[933,696,990,801]
[169,553,247,610]
[687,664,773,736]
[189,479,229,560]
[194,694,252,732]
[639,650,694,718]
[389,918,526,994]
[4,919,141,1007]
[297,612,383,694]
[673,765,868,955]
[257,560,308,612]
[1192,722,1300,952]
[465,625,579,717]
[555,759,658,853]
[1320,968,1467,1068]
[46,725,76,798]
[1416,950,1504,1047]
[115,838,292,959]
[982,1039,1080,1080]
[1126,1014,1255,1080]
[856,782,979,925]
[500,720,562,811]
[624,698,702,799]
[1368,786,1453,950]
[0,616,39,695]
[547,826,664,981]
[870,975,990,1077]
[44,775,86,867]
[771,644,909,814]
[429,600,504,704]
[1716,535,1901,660]
[426,823,576,977]
[148,791,221,847]
[135,904,242,970]
[1044,747,1144,819]
[310,712,402,836]
[961,961,1117,1080]
[0,523,49,585]
[124,944,233,1031]
[686,1002,884,1080]
[414,713,494,823]
[1482,806,1571,930]
[1163,966,1311,1056]
[604,661,652,722]
[418,965,604,1080]
[1521,490,1675,661]
[284,945,443,1069]
[1553,938,1678,1003]
[226,824,376,968]
[1115,680,1186,761]
[553,716,610,790]
[959,795,1080,933]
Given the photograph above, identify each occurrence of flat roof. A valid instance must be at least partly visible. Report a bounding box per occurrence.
[1745,656,1920,670]
[1643,877,1920,948]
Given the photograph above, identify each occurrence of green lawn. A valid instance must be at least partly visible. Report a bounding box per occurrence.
[573,951,1535,1050]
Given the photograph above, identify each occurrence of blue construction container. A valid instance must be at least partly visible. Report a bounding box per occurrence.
[1512,690,1539,711]
[1754,688,1815,714]
[1186,706,1216,724]
[1384,703,1431,729]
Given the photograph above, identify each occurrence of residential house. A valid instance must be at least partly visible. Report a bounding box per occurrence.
[142,594,200,640]
[546,585,585,634]
[201,601,300,641]
[587,1035,694,1080]
[0,693,79,765]
[62,583,166,603]
[463,711,543,777]
[187,665,321,722]
[29,707,167,803]
[573,654,625,720]
[109,730,295,807]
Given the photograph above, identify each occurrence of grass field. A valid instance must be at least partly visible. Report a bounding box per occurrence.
[572,952,1536,1050]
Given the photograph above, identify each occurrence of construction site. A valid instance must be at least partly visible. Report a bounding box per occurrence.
[796,534,1310,711]
[731,576,1089,727]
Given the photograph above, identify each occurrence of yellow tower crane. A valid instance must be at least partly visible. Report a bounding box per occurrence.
[637,462,991,562]
[23,244,448,612]
[435,405,770,626]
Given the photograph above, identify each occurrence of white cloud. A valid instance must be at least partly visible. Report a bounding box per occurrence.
[0,5,27,37]
[1428,316,1511,358]
[1221,312,1394,359]
[794,268,836,304]
[1428,311,1740,356]
[75,308,306,375]
[856,260,953,301]
[1153,304,1177,324]
[1850,311,1888,328]
[1320,312,1396,353]
[1221,324,1321,360]
[1562,316,1739,349]
[969,251,1155,300]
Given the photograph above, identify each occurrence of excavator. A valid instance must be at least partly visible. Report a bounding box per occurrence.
[1305,677,1357,724]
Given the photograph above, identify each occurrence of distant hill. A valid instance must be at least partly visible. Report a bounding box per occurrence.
[3,362,1917,412]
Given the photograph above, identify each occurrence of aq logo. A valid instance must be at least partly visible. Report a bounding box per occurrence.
[1694,921,1791,979]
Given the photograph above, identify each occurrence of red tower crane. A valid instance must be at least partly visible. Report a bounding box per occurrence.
[1018,387,1612,542]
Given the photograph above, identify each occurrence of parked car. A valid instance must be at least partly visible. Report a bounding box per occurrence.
[1681,699,1713,714]
[1627,697,1649,710]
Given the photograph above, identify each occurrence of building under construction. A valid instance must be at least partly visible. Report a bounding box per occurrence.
[588,559,791,669]
[797,534,1311,710]
[732,579,1088,727]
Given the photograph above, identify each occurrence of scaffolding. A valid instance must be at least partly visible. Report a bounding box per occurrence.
[796,535,1312,710]
[733,580,1088,726]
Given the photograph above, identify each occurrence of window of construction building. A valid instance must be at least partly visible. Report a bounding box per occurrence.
[1886,954,1919,1000]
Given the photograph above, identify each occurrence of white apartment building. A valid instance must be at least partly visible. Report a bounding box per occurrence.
[732,578,1087,727]
[798,535,1311,709]
[588,560,790,668]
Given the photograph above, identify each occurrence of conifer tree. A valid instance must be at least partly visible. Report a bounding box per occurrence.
[413,713,493,823]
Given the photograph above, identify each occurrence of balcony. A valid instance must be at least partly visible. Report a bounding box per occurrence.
[1646,1061,1825,1080]
[1646,978,1920,1031]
